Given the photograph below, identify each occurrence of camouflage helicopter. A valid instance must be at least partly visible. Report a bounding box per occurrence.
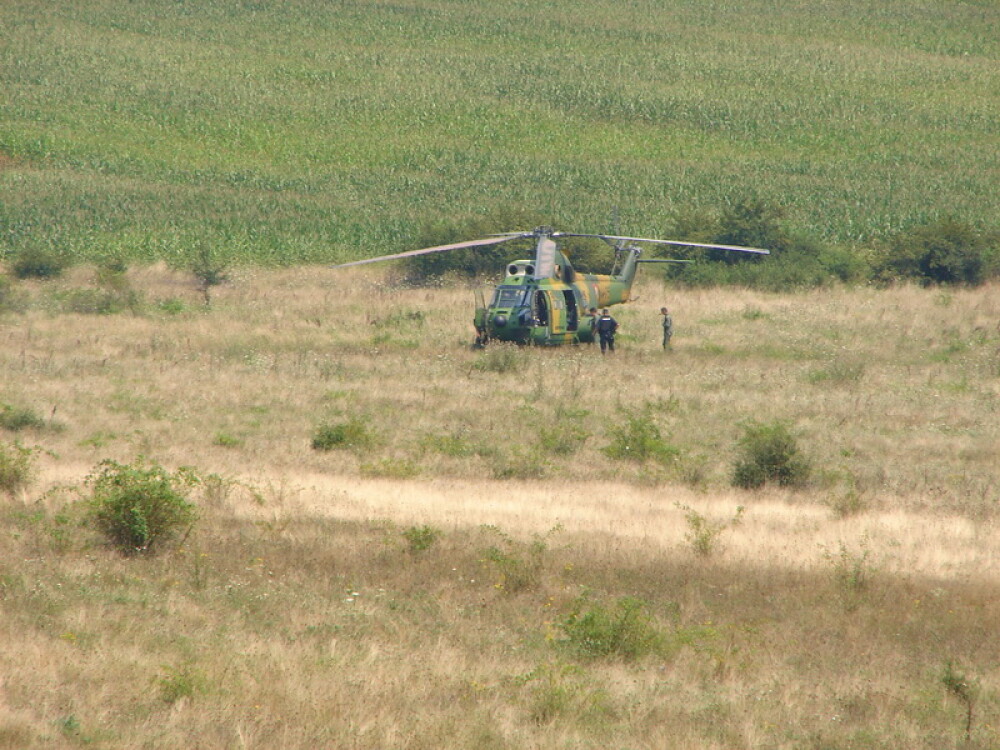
[332,227,769,346]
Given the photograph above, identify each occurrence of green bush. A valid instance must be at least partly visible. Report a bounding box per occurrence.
[86,458,199,555]
[677,503,745,557]
[480,525,558,593]
[560,596,667,660]
[11,247,66,279]
[660,199,869,290]
[603,414,679,465]
[402,524,440,554]
[732,420,810,489]
[876,218,995,286]
[0,403,46,432]
[538,421,590,455]
[311,418,375,451]
[57,287,142,315]
[0,440,34,496]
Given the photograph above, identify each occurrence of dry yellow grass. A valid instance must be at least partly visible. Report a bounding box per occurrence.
[1,265,998,748]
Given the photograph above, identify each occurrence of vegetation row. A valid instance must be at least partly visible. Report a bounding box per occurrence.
[2,0,997,281]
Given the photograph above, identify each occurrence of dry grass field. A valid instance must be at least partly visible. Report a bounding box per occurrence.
[1,265,999,748]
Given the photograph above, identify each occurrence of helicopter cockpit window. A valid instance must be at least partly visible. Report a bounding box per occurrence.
[491,287,525,308]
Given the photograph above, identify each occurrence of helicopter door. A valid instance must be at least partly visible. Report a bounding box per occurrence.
[563,290,578,332]
[546,292,567,336]
[533,290,549,326]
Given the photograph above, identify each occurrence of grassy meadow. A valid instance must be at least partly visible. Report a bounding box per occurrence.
[2,0,999,746]
[1,266,999,748]
[1,0,998,266]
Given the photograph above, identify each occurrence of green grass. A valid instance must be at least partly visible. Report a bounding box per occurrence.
[1,0,997,265]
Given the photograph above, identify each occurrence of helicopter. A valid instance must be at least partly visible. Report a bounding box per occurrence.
[331,227,769,346]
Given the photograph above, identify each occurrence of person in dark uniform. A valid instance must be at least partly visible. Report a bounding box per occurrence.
[596,308,618,354]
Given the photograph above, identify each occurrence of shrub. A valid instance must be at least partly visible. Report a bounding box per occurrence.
[311,418,375,451]
[731,420,810,489]
[877,218,993,286]
[660,199,869,290]
[402,524,440,554]
[157,663,208,704]
[59,287,141,315]
[941,661,978,744]
[491,447,548,480]
[559,596,667,660]
[156,298,187,315]
[480,525,558,593]
[603,414,679,465]
[184,242,231,304]
[0,403,46,431]
[212,431,243,448]
[515,661,615,725]
[0,440,34,496]
[11,247,66,279]
[86,458,199,555]
[677,503,745,557]
[538,423,589,455]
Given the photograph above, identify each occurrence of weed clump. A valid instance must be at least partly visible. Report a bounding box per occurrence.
[402,524,440,554]
[559,596,667,661]
[0,403,46,432]
[677,503,745,557]
[86,458,199,555]
[0,440,34,496]
[603,414,678,465]
[480,525,558,593]
[472,344,525,374]
[731,420,810,489]
[941,660,978,743]
[361,457,419,478]
[311,418,376,452]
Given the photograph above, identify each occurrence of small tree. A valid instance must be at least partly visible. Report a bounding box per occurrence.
[87,458,199,555]
[732,420,810,489]
[189,244,230,305]
[941,660,978,744]
[878,218,992,286]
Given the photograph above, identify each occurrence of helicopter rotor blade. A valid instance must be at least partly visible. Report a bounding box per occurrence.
[559,233,770,255]
[329,233,532,269]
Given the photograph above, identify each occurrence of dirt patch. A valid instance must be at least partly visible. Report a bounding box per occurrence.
[0,152,19,171]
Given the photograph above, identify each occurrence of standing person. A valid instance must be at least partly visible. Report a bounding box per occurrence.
[660,306,673,350]
[596,308,618,354]
[586,307,598,345]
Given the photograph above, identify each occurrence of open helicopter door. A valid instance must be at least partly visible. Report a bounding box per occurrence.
[563,290,578,332]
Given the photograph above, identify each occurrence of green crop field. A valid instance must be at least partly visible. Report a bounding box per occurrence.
[2,0,998,266]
